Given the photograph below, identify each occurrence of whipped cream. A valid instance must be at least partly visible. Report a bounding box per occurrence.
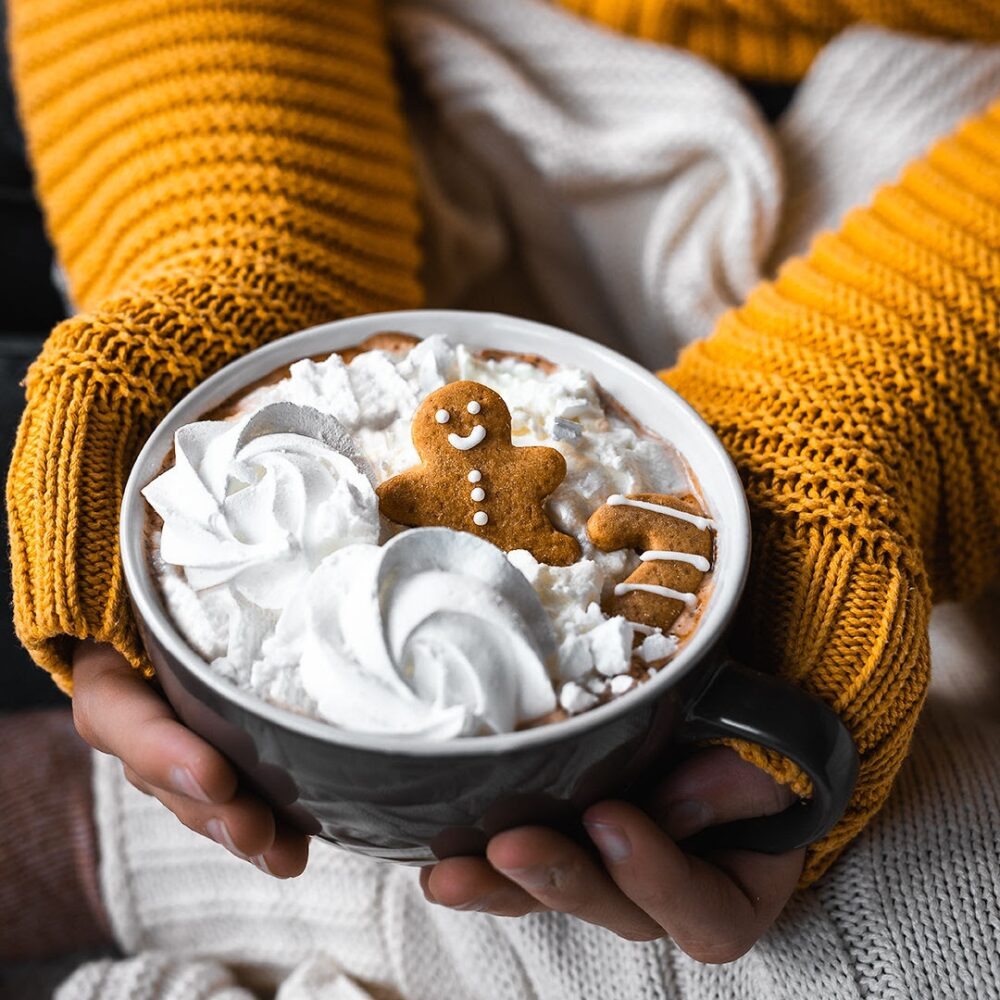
[144,401,378,605]
[145,335,697,736]
[257,529,557,738]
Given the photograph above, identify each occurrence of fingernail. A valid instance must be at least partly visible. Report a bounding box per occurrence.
[205,818,249,861]
[453,895,496,912]
[584,821,632,864]
[251,854,276,878]
[664,800,713,840]
[496,865,557,891]
[170,765,212,804]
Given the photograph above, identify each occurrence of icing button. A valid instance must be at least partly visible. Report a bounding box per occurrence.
[470,487,486,502]
[473,511,489,526]
[468,470,482,483]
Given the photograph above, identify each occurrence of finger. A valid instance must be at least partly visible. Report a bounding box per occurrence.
[585,801,804,963]
[142,783,278,861]
[645,747,797,841]
[72,641,237,805]
[423,856,544,916]
[254,821,310,879]
[121,763,153,796]
[487,827,663,941]
[145,776,308,878]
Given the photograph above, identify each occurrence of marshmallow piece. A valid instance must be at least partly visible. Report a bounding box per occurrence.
[551,417,583,441]
[590,617,634,677]
[609,674,636,695]
[559,682,599,715]
[557,635,594,681]
[639,633,679,663]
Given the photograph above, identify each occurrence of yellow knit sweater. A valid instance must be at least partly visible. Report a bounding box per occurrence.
[559,0,1000,81]
[7,0,999,886]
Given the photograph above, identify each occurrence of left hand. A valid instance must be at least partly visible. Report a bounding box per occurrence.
[420,747,804,964]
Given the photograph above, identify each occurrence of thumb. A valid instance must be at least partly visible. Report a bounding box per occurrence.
[644,746,797,841]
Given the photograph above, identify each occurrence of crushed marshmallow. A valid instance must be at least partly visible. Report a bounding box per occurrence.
[609,674,636,696]
[559,682,600,715]
[639,632,680,663]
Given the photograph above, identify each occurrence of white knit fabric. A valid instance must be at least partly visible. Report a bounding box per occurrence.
[58,4,1000,997]
[399,1,1000,367]
[68,655,1000,999]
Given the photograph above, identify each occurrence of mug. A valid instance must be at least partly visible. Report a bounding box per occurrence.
[120,310,858,863]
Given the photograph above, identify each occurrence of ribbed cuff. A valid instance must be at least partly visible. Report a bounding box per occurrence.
[663,102,999,884]
[556,0,1000,83]
[7,255,420,690]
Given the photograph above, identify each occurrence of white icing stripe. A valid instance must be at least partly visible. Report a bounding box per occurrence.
[640,550,711,572]
[628,622,661,636]
[607,494,713,531]
[448,425,486,450]
[614,582,698,607]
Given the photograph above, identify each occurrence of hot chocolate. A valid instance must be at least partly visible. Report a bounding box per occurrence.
[142,333,715,738]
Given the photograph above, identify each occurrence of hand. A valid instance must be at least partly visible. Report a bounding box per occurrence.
[420,747,804,964]
[71,640,309,878]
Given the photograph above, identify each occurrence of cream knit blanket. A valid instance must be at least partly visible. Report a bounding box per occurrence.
[59,4,1000,997]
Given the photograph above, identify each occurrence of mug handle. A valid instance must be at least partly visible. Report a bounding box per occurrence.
[675,660,860,854]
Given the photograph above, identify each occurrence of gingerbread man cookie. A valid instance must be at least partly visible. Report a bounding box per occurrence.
[377,381,581,566]
[587,493,714,631]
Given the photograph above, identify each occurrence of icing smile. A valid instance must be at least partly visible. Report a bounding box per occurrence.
[448,424,486,450]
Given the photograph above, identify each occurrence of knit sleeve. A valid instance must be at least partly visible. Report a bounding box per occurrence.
[556,0,1000,81]
[6,0,422,691]
[665,100,1000,884]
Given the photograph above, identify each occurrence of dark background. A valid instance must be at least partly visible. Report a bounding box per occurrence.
[1,0,67,713]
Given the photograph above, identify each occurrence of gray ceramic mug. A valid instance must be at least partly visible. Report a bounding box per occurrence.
[120,310,858,863]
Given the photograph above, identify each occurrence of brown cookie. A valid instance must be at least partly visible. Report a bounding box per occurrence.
[377,380,581,565]
[587,493,714,631]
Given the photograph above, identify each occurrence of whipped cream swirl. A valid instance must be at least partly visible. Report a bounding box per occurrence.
[143,402,379,610]
[266,528,559,739]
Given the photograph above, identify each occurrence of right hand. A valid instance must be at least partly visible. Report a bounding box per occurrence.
[71,640,309,878]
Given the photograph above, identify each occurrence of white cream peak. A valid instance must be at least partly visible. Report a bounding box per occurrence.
[292,528,557,738]
[142,402,379,611]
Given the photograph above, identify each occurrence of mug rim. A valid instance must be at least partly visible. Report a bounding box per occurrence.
[120,309,750,757]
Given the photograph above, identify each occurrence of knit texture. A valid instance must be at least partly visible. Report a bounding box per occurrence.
[555,0,1000,82]
[6,0,423,690]
[394,2,1000,883]
[666,103,1000,881]
[0,710,110,962]
[72,693,1000,998]
[5,0,999,893]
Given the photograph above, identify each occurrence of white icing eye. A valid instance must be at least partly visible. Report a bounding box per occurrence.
[470,487,486,502]
[473,511,489,526]
[435,409,450,424]
[467,470,482,483]
[467,400,481,414]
